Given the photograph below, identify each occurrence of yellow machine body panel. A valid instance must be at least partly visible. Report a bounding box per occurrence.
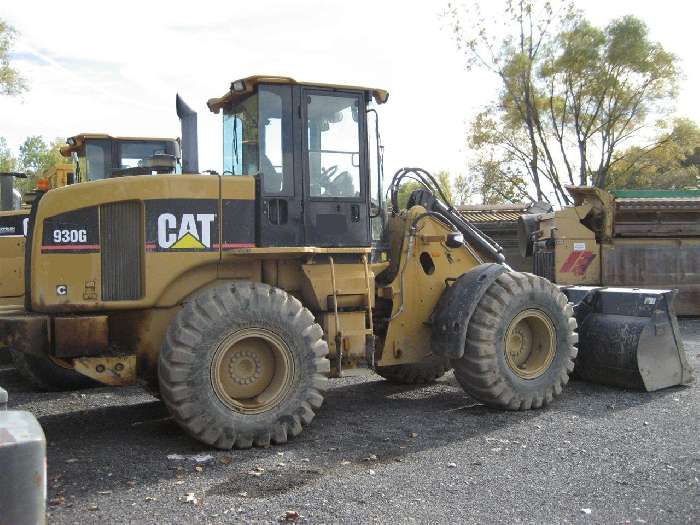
[45,163,76,189]
[536,207,600,285]
[378,207,483,366]
[23,171,383,377]
[530,186,700,315]
[30,175,234,312]
[0,135,183,312]
[0,235,25,304]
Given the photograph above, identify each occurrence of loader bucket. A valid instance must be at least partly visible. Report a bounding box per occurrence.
[561,286,694,392]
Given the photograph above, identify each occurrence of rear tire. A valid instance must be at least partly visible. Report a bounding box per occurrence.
[375,355,451,384]
[9,350,98,391]
[451,272,577,410]
[159,281,329,449]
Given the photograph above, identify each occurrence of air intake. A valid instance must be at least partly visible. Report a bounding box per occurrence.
[100,200,143,301]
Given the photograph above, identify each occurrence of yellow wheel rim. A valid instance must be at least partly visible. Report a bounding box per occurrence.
[504,309,556,380]
[211,328,294,414]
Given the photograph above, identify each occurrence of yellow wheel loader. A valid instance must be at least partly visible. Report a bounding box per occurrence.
[0,134,181,390]
[0,76,691,449]
[519,186,696,391]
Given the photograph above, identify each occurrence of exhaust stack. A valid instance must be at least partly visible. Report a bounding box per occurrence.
[0,174,13,211]
[0,172,26,211]
[176,94,199,173]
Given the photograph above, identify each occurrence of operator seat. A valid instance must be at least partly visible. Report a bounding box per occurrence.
[260,152,282,193]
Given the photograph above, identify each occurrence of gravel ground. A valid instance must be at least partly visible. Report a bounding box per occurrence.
[2,319,699,525]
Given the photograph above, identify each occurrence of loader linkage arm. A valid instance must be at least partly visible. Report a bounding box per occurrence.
[388,167,506,265]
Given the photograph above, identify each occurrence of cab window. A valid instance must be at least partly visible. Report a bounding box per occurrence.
[306,94,361,199]
[84,140,111,181]
[222,86,293,197]
[259,85,293,195]
[117,141,178,175]
[223,94,258,176]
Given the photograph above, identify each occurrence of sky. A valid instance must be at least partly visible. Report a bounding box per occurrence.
[1,0,699,199]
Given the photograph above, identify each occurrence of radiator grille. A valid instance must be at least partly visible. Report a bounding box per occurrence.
[533,249,555,282]
[100,201,143,301]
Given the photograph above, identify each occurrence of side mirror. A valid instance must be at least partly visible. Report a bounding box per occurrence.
[446,232,464,249]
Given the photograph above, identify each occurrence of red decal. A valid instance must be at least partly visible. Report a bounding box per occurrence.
[220,243,256,249]
[41,244,100,251]
[145,242,255,251]
[559,251,582,273]
[572,251,596,276]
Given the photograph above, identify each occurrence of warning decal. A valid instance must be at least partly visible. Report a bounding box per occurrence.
[559,250,597,276]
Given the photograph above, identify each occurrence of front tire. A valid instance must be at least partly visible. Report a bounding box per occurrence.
[159,281,329,449]
[452,272,577,410]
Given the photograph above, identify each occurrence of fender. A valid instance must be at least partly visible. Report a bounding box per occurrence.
[431,263,508,359]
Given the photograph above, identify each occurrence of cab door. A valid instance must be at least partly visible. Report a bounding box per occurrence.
[300,89,370,247]
[258,84,304,246]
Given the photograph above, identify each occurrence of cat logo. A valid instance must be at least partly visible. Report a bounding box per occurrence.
[157,213,216,250]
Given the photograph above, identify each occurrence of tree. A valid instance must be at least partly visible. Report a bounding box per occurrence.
[0,137,17,172]
[453,172,478,206]
[16,136,65,193]
[607,118,700,189]
[446,2,680,202]
[0,18,28,96]
[471,156,531,204]
[540,15,679,188]
[395,170,456,209]
[435,171,456,204]
[469,110,539,204]
[447,0,576,203]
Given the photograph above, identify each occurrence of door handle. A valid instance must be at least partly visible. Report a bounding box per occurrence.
[350,204,360,223]
[267,198,288,225]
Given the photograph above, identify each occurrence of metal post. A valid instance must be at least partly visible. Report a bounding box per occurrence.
[329,256,343,375]
[0,389,47,524]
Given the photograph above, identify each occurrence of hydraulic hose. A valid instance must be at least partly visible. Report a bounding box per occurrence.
[388,167,506,264]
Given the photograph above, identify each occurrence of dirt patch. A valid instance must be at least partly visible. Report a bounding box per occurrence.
[206,467,324,498]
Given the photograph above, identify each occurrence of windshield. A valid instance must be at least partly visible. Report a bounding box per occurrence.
[114,140,179,176]
[223,94,259,177]
[74,139,180,181]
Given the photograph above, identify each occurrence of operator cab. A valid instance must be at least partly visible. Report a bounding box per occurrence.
[59,134,181,184]
[209,75,388,249]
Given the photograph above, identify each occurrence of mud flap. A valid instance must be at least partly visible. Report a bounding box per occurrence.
[431,263,508,359]
[561,286,694,391]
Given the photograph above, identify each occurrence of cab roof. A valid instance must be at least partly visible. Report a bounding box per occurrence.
[59,134,179,157]
[207,75,389,114]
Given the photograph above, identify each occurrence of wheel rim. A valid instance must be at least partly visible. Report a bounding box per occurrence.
[211,328,294,414]
[504,309,556,379]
